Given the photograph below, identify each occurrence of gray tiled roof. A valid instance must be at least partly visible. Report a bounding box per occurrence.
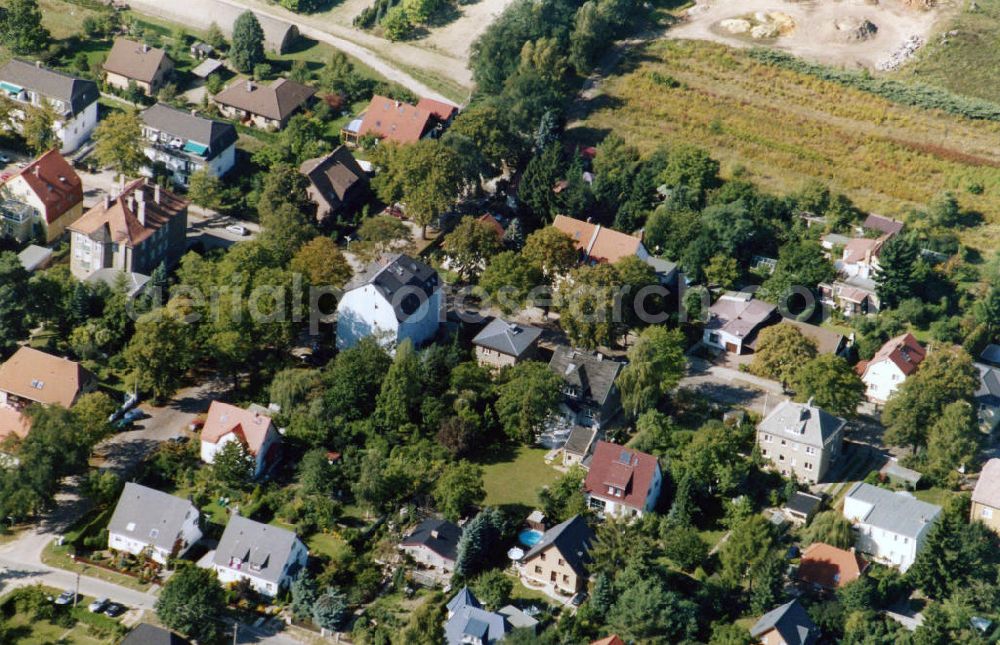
[348,254,439,322]
[121,624,191,645]
[141,103,236,161]
[750,599,818,644]
[757,399,846,449]
[563,425,597,457]
[472,318,542,358]
[212,515,303,585]
[399,518,461,562]
[981,344,1000,367]
[548,346,624,408]
[784,491,822,517]
[522,515,594,576]
[0,59,98,116]
[845,483,942,539]
[445,588,507,645]
[107,483,198,553]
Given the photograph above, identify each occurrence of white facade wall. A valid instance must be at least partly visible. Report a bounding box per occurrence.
[862,360,906,403]
[842,495,934,572]
[336,285,441,351]
[200,427,279,478]
[55,102,98,153]
[213,538,308,596]
[588,466,662,519]
[108,511,202,565]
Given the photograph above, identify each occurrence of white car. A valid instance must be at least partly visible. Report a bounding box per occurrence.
[88,597,109,613]
[225,224,247,236]
[0,154,10,164]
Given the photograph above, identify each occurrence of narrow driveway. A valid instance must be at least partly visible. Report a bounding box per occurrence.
[679,356,785,415]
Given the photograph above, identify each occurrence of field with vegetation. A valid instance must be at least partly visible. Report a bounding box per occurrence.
[574,38,1000,252]
[899,0,1000,104]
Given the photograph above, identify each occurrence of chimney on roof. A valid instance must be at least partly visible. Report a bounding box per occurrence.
[35,60,41,68]
[190,108,197,117]
[142,43,149,53]
[154,184,161,204]
[430,529,439,539]
[32,165,39,177]
[246,81,254,92]
[103,194,110,210]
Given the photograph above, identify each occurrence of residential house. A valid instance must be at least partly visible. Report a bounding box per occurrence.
[747,318,847,357]
[107,482,202,564]
[0,405,31,460]
[0,149,83,242]
[140,103,237,186]
[103,39,173,95]
[583,441,662,518]
[518,515,594,596]
[783,491,823,526]
[212,514,307,596]
[18,244,53,272]
[981,343,1000,367]
[855,332,925,403]
[749,599,819,645]
[199,401,281,479]
[342,95,432,145]
[548,346,624,428]
[336,253,442,352]
[444,588,508,645]
[861,214,905,237]
[971,458,1000,535]
[121,624,191,645]
[472,317,542,369]
[68,179,189,282]
[756,399,846,484]
[0,346,95,409]
[0,59,98,153]
[702,291,778,354]
[398,518,461,582]
[214,78,315,130]
[975,362,1000,434]
[795,542,867,592]
[879,459,922,490]
[299,146,369,224]
[416,97,459,125]
[818,277,880,317]
[591,637,625,645]
[843,482,942,572]
[498,605,538,635]
[562,425,598,468]
[837,235,890,280]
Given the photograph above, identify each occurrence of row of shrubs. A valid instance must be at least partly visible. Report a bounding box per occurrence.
[747,48,1000,122]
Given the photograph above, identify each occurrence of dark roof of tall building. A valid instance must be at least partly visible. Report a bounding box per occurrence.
[299,146,368,214]
[749,599,819,645]
[548,346,624,407]
[472,318,542,358]
[0,59,97,116]
[347,253,440,322]
[522,515,594,576]
[141,104,237,161]
[69,179,188,249]
[400,518,462,562]
[121,624,191,645]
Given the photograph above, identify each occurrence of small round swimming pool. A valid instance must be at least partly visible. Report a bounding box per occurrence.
[518,529,544,548]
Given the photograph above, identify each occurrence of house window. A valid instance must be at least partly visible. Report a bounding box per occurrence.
[778,454,785,461]
[804,462,813,470]
[780,439,786,446]
[805,446,816,455]
[562,574,568,583]
[534,565,542,574]
[983,507,994,519]
[558,558,564,566]
[539,553,545,561]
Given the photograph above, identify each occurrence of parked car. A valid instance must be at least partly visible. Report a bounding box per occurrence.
[54,590,76,606]
[188,417,205,432]
[0,153,11,164]
[88,597,108,613]
[114,409,147,430]
[225,224,247,236]
[103,602,126,617]
[570,592,588,607]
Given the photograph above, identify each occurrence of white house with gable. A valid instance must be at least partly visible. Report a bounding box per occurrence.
[107,482,202,565]
[843,482,942,572]
[336,253,442,352]
[212,514,307,596]
[199,401,281,478]
[855,332,926,403]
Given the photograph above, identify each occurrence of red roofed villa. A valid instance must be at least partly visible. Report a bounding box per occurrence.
[584,441,662,519]
[0,149,83,242]
[551,215,648,264]
[796,542,867,591]
[344,95,432,145]
[855,332,926,403]
[415,97,458,123]
[199,401,281,478]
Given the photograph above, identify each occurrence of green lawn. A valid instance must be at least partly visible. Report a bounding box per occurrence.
[913,487,961,508]
[478,446,560,510]
[41,542,153,593]
[508,574,557,606]
[1,586,124,645]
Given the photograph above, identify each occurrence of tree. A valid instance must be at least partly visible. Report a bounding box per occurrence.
[660,144,720,206]
[448,102,524,174]
[123,302,195,400]
[876,234,921,309]
[803,510,855,549]
[22,104,55,155]
[710,621,754,645]
[187,169,226,211]
[290,236,353,288]
[372,339,422,438]
[660,524,708,571]
[606,574,699,642]
[206,21,227,50]
[433,461,485,521]
[1,0,49,54]
[591,134,639,211]
[441,216,504,281]
[665,472,694,526]
[212,439,255,488]
[155,566,226,642]
[471,569,512,610]
[883,347,978,451]
[290,572,318,621]
[494,361,562,442]
[760,240,834,303]
[749,554,786,614]
[718,515,776,590]
[749,324,818,388]
[555,263,619,349]
[616,326,685,418]
[705,254,739,289]
[298,448,338,496]
[93,111,145,179]
[792,354,864,418]
[381,6,413,41]
[477,250,542,314]
[0,251,31,351]
[455,507,505,578]
[231,11,265,73]
[568,1,607,72]
[925,400,979,483]
[72,391,117,444]
[538,466,587,523]
[518,144,563,226]
[312,587,348,631]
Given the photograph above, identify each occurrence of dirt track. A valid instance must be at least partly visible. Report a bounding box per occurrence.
[668,0,950,70]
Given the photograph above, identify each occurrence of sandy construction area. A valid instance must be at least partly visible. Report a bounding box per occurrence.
[668,0,952,70]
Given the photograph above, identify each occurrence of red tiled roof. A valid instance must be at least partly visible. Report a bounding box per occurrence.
[0,405,31,444]
[200,401,274,457]
[551,215,645,264]
[857,332,925,378]
[584,441,659,511]
[359,95,432,144]
[4,149,82,224]
[591,636,625,645]
[415,97,458,122]
[797,542,867,589]
[68,179,187,249]
[477,214,505,240]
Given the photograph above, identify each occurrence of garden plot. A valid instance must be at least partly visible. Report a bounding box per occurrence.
[669,0,953,70]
